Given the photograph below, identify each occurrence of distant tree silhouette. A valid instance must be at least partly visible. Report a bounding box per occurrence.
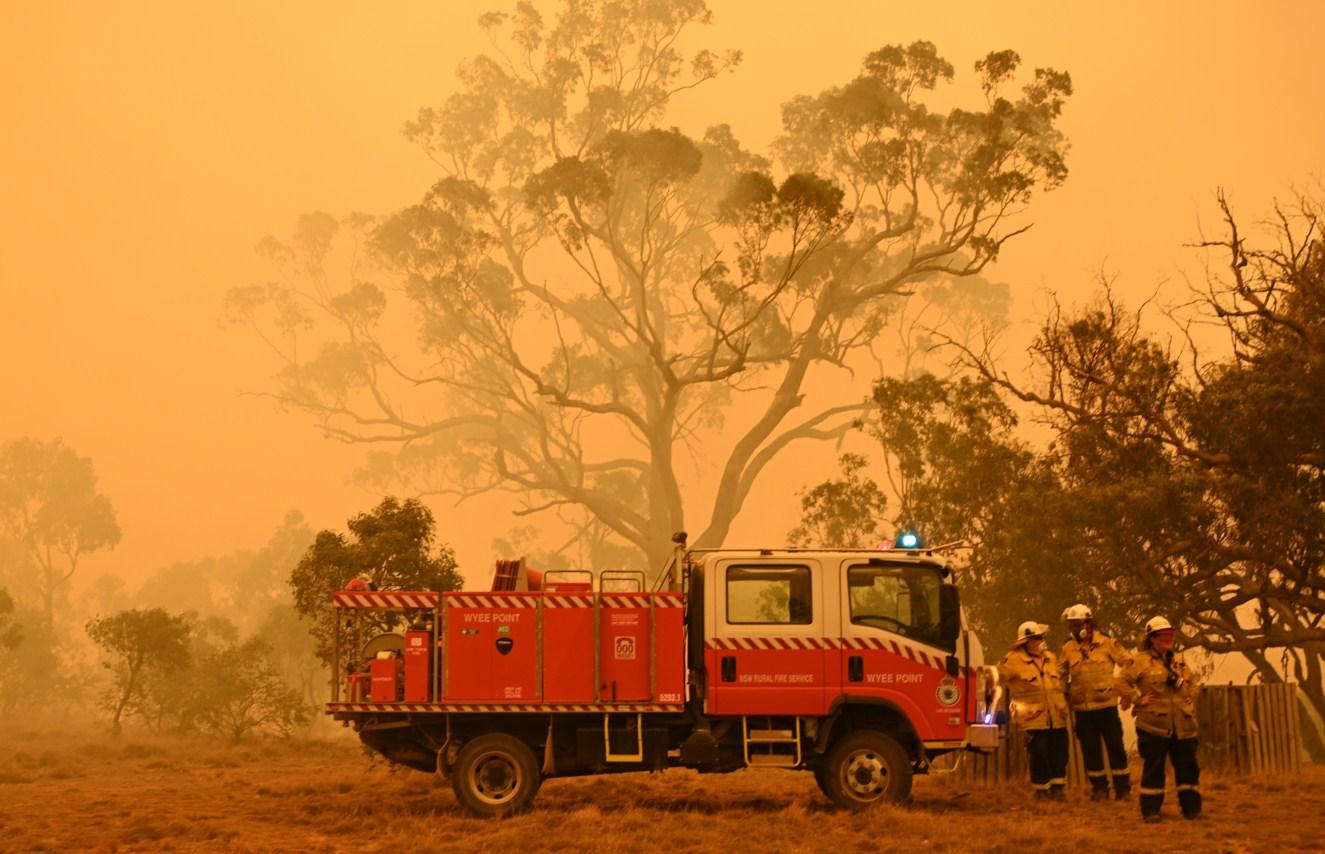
[0,438,120,629]
[86,608,190,735]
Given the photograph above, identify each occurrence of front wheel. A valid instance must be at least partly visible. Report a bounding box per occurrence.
[812,764,830,798]
[820,731,913,810]
[450,734,541,818]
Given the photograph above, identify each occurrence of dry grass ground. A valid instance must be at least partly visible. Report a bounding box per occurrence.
[1,728,1322,853]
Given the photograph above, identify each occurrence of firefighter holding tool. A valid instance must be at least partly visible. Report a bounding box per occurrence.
[1059,603,1132,800]
[998,621,1070,801]
[1119,616,1201,822]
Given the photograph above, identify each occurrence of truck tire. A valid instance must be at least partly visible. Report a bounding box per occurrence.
[450,734,542,818]
[812,765,830,798]
[820,730,912,809]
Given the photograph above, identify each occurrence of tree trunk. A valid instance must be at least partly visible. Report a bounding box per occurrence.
[1290,643,1325,762]
[111,661,142,737]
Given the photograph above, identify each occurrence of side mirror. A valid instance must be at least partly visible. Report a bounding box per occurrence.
[945,654,961,677]
[938,585,961,651]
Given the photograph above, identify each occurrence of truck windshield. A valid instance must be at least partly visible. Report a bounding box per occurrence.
[846,563,947,650]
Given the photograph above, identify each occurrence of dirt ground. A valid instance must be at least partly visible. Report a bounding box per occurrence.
[1,729,1322,853]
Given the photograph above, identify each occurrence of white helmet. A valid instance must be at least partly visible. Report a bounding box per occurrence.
[1145,616,1174,634]
[1062,603,1093,622]
[1016,621,1049,644]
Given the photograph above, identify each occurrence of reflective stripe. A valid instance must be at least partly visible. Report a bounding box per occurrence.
[1085,770,1108,778]
[1048,777,1067,785]
[1139,787,1165,795]
[1032,783,1051,791]
[1111,770,1131,778]
[1176,784,1200,792]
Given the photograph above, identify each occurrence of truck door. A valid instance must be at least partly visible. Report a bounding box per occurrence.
[705,558,829,716]
[838,560,965,743]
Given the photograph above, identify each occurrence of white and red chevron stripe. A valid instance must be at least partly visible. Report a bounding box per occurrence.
[333,591,684,609]
[543,595,595,608]
[333,591,440,609]
[327,702,684,714]
[706,636,949,670]
[708,636,832,650]
[447,594,540,609]
[599,594,652,608]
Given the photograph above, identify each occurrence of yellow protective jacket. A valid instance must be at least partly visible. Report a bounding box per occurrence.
[1119,646,1200,738]
[997,645,1070,731]
[1059,633,1131,711]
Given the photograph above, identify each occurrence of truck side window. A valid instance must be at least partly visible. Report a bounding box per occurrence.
[847,564,948,649]
[725,565,812,625]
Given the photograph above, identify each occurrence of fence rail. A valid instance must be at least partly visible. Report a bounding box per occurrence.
[1198,683,1302,775]
[934,683,1303,785]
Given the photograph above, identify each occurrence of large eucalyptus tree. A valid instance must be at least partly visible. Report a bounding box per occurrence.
[231,0,1071,569]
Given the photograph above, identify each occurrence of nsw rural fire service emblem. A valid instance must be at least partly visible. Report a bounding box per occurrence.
[936,676,961,707]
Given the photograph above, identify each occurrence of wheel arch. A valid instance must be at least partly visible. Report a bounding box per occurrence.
[816,696,922,761]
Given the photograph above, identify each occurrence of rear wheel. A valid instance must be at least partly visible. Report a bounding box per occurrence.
[450,734,541,818]
[821,731,912,809]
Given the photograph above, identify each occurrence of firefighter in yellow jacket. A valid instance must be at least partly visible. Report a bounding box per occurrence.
[1119,616,1201,822]
[998,621,1070,800]
[1059,603,1132,800]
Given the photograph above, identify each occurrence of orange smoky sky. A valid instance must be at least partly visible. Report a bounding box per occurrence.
[2,1,1322,590]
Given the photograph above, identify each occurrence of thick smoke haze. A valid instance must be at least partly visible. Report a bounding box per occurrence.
[2,0,1323,593]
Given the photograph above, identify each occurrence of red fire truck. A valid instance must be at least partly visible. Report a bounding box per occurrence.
[327,536,1002,816]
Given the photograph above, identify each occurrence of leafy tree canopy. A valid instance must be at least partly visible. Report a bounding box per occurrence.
[795,193,1325,755]
[290,497,463,663]
[231,0,1071,572]
[0,438,120,627]
[86,608,190,734]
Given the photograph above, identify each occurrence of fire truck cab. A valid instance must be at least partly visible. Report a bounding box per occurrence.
[327,541,1001,817]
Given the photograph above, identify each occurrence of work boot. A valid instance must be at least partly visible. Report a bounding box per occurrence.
[1049,785,1067,802]
[1178,789,1202,819]
[1142,814,1161,824]
[1114,785,1131,801]
[1035,789,1051,801]
[1090,788,1109,802]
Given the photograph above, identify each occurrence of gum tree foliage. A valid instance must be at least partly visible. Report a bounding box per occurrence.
[966,195,1325,756]
[132,614,238,733]
[799,195,1325,755]
[0,438,120,628]
[786,453,889,548]
[189,636,312,742]
[289,497,463,664]
[790,374,1060,649]
[229,0,1071,570]
[125,614,312,739]
[86,608,191,734]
